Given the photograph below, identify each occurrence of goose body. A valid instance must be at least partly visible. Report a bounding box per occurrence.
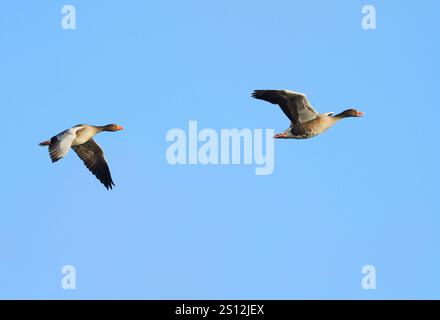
[252,90,363,139]
[39,124,124,190]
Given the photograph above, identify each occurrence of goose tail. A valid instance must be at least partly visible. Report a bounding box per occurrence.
[39,140,51,146]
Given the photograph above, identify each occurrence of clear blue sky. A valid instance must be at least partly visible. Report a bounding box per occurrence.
[1,0,439,299]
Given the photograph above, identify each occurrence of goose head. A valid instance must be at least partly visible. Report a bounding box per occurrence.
[335,109,364,118]
[103,124,124,131]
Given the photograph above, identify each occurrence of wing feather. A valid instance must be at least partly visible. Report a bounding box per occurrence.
[252,89,319,125]
[72,139,115,190]
[48,128,79,162]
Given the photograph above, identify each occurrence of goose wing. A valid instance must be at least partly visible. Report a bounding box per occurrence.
[48,127,82,162]
[252,89,319,125]
[72,139,115,190]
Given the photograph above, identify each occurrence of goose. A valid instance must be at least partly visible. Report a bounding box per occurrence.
[252,90,364,139]
[39,124,124,190]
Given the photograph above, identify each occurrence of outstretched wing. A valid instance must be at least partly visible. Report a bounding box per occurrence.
[72,139,115,190]
[48,128,79,162]
[252,89,319,125]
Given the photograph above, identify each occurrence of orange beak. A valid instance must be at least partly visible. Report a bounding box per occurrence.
[116,125,124,131]
[356,111,364,117]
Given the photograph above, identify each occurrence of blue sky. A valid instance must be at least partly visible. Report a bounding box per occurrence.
[0,0,439,299]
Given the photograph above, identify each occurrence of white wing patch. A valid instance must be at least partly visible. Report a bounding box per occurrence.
[48,127,83,162]
[283,89,306,97]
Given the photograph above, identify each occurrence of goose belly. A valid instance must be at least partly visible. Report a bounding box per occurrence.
[290,125,321,139]
[290,132,318,139]
[71,135,91,146]
[71,127,93,146]
[291,116,334,139]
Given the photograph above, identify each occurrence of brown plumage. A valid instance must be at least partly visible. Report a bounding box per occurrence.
[252,89,364,139]
[39,124,124,190]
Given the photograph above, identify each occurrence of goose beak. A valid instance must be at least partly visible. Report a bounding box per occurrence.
[356,111,364,117]
[116,125,124,131]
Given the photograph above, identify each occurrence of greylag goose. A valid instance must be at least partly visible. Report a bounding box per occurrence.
[252,90,364,139]
[39,124,124,190]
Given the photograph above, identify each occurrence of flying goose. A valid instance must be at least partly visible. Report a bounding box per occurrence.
[39,124,124,190]
[252,90,364,139]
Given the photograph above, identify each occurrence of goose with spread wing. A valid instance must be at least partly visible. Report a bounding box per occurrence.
[39,124,124,190]
[252,90,363,139]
